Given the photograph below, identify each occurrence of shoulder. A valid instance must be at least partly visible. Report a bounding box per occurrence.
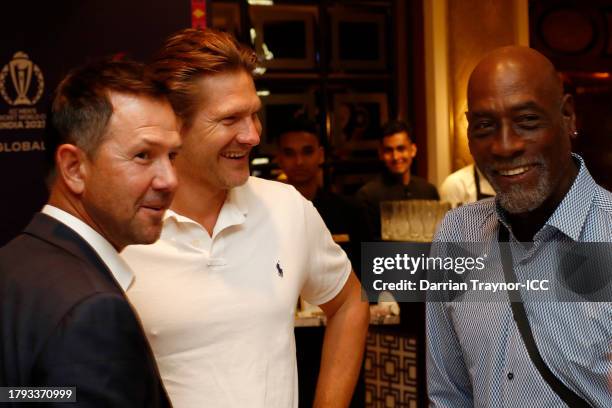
[587,185,612,237]
[0,236,127,362]
[0,233,120,316]
[241,176,303,202]
[1,233,113,288]
[440,165,473,189]
[410,176,439,197]
[435,198,497,241]
[411,175,437,189]
[570,164,612,238]
[237,176,313,220]
[592,185,612,214]
[356,177,383,199]
[439,167,476,205]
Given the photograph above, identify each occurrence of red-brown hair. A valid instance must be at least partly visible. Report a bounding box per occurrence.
[150,28,258,130]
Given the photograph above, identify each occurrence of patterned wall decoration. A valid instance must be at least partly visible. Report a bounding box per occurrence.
[530,0,612,190]
[530,0,612,71]
[364,332,420,408]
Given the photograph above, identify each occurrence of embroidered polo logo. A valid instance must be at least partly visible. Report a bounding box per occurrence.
[276,261,284,277]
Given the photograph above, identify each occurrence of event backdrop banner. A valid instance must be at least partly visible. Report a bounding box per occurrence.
[0,1,191,245]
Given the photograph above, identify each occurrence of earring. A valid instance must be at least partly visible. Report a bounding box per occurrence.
[572,130,579,137]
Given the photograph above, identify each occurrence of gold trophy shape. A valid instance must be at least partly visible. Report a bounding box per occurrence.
[9,52,34,105]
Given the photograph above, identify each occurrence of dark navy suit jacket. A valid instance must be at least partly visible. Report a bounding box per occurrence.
[0,213,171,407]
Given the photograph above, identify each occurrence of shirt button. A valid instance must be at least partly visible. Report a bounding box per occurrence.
[507,372,514,380]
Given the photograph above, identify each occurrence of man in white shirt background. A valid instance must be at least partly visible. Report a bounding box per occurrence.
[439,163,495,207]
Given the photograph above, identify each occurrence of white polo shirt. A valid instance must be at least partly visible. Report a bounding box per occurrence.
[121,177,351,408]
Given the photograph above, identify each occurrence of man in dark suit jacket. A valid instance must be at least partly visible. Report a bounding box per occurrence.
[0,59,182,406]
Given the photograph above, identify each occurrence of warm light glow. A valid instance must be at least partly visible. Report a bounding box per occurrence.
[592,72,611,79]
[262,43,274,61]
[251,157,270,166]
[247,0,274,5]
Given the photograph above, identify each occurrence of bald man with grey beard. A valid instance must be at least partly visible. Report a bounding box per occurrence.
[426,46,612,407]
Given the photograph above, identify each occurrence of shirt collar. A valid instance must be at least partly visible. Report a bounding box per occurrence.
[163,208,198,224]
[42,205,135,291]
[546,154,596,240]
[228,180,249,216]
[164,179,250,236]
[495,154,596,241]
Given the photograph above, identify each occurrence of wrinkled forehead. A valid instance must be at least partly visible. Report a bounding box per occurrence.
[195,69,260,114]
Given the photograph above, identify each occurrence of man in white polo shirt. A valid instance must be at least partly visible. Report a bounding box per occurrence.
[121,28,370,408]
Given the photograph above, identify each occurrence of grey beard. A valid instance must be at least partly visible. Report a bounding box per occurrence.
[484,159,552,214]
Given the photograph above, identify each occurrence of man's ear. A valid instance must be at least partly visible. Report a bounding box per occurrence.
[55,144,87,195]
[411,143,418,158]
[561,94,577,139]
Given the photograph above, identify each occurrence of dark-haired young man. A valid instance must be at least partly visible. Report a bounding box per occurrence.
[0,60,180,406]
[356,120,439,238]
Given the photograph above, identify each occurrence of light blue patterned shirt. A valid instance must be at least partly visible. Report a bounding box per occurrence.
[427,155,612,407]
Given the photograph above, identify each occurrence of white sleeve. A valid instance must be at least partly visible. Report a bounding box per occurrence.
[299,198,352,305]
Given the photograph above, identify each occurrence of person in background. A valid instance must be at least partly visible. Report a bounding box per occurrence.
[427,45,612,407]
[0,59,180,407]
[356,120,439,238]
[121,28,369,408]
[276,116,372,408]
[276,115,372,276]
[439,162,495,208]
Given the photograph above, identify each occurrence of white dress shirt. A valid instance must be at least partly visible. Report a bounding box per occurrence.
[42,204,134,291]
[439,164,496,207]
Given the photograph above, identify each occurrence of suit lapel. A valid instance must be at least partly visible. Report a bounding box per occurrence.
[23,213,122,291]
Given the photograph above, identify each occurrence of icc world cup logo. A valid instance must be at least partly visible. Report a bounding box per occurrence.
[0,51,45,106]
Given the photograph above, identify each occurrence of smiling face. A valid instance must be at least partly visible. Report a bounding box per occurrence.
[379,131,417,176]
[277,131,323,186]
[177,69,261,192]
[466,47,576,215]
[81,92,181,249]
